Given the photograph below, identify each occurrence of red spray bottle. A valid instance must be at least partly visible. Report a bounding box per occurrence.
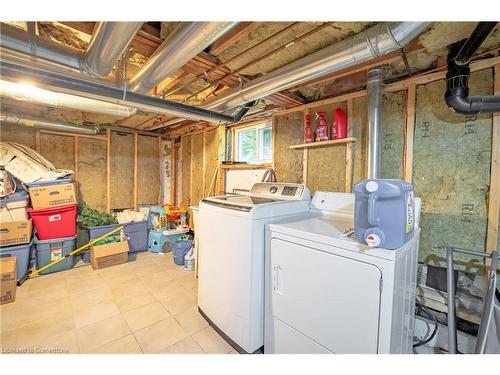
[332,108,347,140]
[304,113,313,143]
[315,111,329,142]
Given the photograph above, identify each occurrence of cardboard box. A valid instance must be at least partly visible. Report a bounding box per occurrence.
[28,182,76,210]
[0,257,17,305]
[0,220,32,247]
[90,240,129,270]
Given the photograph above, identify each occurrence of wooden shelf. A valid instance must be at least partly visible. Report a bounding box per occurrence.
[289,137,356,150]
[220,162,272,170]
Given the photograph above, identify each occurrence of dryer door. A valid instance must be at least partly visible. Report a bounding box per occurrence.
[270,238,382,353]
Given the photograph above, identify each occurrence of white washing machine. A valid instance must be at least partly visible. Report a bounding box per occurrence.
[264,191,421,354]
[198,182,311,353]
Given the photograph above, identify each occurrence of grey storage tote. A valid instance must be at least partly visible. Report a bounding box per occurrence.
[35,235,76,275]
[0,240,33,281]
[89,221,148,253]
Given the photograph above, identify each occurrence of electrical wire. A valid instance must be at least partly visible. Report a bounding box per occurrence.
[413,299,439,348]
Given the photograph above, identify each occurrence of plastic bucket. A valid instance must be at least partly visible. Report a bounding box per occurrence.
[28,204,77,240]
[172,240,192,266]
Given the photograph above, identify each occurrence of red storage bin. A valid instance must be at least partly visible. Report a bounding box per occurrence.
[27,204,77,240]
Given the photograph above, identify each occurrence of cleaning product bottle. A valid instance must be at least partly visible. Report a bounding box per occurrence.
[304,113,313,143]
[315,111,329,142]
[332,108,347,140]
[184,246,195,271]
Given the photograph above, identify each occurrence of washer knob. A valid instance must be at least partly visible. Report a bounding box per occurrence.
[269,186,278,194]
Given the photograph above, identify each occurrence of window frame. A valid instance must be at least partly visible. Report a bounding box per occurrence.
[233,122,272,164]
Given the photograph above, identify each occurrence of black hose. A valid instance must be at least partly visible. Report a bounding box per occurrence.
[413,299,439,348]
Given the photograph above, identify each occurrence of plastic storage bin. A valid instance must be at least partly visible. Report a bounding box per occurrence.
[28,204,77,240]
[34,235,76,275]
[0,240,34,280]
[26,178,73,187]
[0,189,30,222]
[89,221,148,253]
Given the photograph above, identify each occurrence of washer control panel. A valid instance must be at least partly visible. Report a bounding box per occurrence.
[250,182,309,200]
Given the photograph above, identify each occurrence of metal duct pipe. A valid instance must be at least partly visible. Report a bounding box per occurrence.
[366,68,384,179]
[0,59,238,124]
[0,22,142,77]
[0,79,137,117]
[201,22,432,112]
[0,23,83,70]
[83,22,143,77]
[128,22,237,93]
[0,113,100,135]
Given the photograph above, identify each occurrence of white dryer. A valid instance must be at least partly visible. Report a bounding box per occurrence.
[198,182,311,353]
[264,191,421,354]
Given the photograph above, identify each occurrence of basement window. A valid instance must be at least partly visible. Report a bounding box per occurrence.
[235,123,272,163]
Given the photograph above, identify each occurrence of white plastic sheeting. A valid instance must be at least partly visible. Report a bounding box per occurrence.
[0,142,73,183]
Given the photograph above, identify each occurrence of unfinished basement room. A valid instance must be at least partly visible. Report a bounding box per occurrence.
[0,1,499,373]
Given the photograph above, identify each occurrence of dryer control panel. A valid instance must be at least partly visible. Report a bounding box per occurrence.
[250,183,310,201]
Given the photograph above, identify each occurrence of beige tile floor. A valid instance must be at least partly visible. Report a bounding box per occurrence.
[0,251,237,354]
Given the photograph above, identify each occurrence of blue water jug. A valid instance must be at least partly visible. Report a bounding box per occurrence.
[354,179,415,250]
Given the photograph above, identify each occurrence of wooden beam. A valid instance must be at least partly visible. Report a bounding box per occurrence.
[171,141,177,205]
[189,134,195,208]
[74,135,79,182]
[158,136,163,204]
[403,83,417,182]
[220,163,272,170]
[202,132,207,197]
[209,22,263,55]
[133,133,138,211]
[106,129,111,213]
[38,129,106,141]
[274,90,368,117]
[35,129,41,153]
[345,98,354,192]
[386,54,500,93]
[486,63,500,256]
[302,108,309,185]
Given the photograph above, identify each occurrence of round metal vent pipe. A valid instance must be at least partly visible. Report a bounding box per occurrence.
[201,22,432,112]
[151,22,431,130]
[366,68,384,179]
[0,22,142,77]
[0,113,101,135]
[83,22,144,77]
[128,22,237,93]
[0,79,137,118]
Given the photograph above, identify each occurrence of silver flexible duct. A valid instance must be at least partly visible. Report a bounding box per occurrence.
[128,22,237,93]
[201,22,432,112]
[0,59,238,124]
[151,22,431,130]
[83,22,143,77]
[0,22,142,77]
[0,79,137,117]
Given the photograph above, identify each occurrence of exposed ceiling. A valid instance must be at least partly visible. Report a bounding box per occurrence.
[1,21,500,139]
